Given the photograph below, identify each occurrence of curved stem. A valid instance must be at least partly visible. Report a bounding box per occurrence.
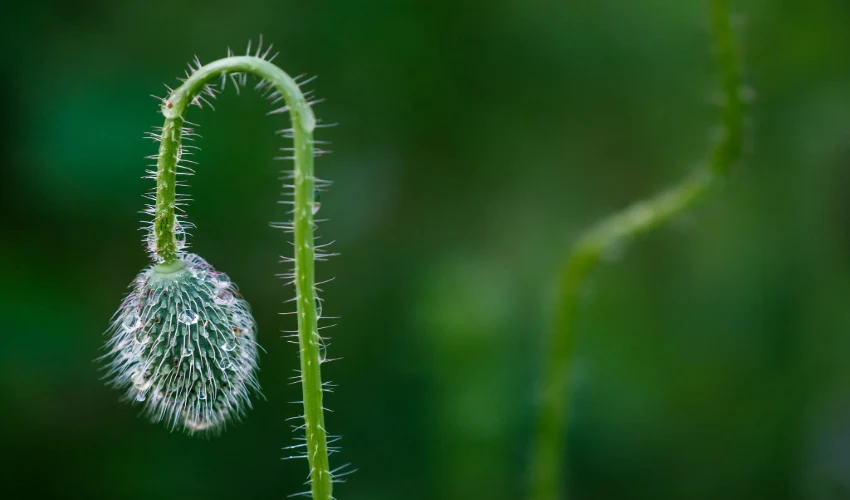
[529,1,744,498]
[153,56,331,500]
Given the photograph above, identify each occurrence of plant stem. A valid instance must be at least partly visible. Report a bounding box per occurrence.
[152,55,331,500]
[529,1,744,498]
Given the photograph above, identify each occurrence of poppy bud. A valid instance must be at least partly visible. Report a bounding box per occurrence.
[103,253,260,435]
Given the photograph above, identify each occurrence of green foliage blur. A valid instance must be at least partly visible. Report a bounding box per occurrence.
[2,0,849,498]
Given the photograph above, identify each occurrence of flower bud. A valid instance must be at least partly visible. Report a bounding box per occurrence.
[103,253,260,435]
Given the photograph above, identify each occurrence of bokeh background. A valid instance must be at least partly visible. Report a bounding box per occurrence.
[2,0,850,498]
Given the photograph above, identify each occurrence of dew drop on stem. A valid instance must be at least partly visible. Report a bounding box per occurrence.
[312,187,322,215]
[174,220,187,250]
[212,273,231,289]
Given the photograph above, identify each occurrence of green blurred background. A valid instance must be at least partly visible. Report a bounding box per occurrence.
[2,0,850,498]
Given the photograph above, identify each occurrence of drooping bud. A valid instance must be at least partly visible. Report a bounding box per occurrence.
[103,253,260,435]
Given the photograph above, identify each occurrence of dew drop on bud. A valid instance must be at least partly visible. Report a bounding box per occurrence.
[232,312,248,327]
[122,313,141,333]
[212,273,231,289]
[214,291,234,306]
[185,419,214,432]
[134,330,151,345]
[178,310,199,325]
[136,392,146,402]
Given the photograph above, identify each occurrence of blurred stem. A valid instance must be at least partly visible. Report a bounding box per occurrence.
[529,1,744,498]
[152,56,331,500]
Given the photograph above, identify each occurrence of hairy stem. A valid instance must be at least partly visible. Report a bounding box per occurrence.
[152,55,331,500]
[529,1,744,498]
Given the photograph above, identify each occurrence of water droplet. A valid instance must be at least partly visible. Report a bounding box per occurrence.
[132,372,150,391]
[146,228,157,255]
[197,391,206,400]
[178,310,199,325]
[184,418,213,432]
[212,273,231,289]
[231,314,252,336]
[174,220,187,249]
[315,298,322,319]
[312,188,322,215]
[136,392,146,402]
[181,345,194,357]
[214,291,234,306]
[122,313,141,333]
[220,341,235,352]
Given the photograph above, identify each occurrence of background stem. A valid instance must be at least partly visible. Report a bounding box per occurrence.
[529,1,744,498]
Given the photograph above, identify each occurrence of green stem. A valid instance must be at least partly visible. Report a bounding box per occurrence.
[152,55,331,500]
[529,1,744,498]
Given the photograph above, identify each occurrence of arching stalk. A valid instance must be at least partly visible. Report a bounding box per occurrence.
[152,55,331,500]
[530,1,745,498]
